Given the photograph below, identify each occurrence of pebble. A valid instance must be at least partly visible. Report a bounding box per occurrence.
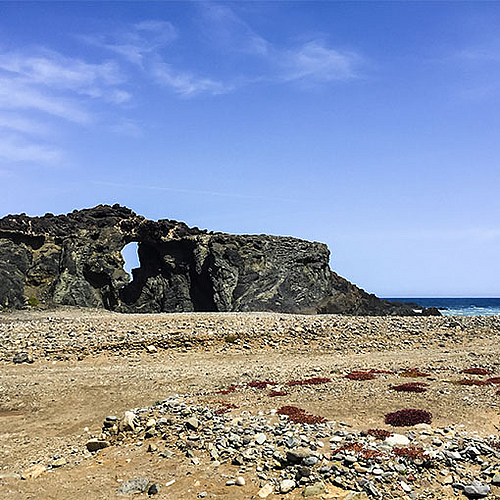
[255,433,267,445]
[258,483,274,497]
[280,479,296,493]
[186,417,200,430]
[235,476,245,486]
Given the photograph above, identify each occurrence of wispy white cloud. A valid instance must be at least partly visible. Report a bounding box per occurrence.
[0,49,129,103]
[281,41,361,83]
[94,180,294,202]
[0,77,91,123]
[86,19,230,97]
[198,4,362,87]
[199,3,269,56]
[0,45,135,165]
[108,118,142,137]
[0,134,64,165]
[82,20,177,66]
[0,112,51,135]
[151,62,232,96]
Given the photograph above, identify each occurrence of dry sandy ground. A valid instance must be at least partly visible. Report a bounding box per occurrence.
[0,310,499,499]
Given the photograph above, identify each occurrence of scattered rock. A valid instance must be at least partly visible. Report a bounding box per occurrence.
[258,483,274,497]
[13,351,33,364]
[302,482,325,497]
[21,464,46,480]
[255,432,266,445]
[117,478,150,495]
[86,439,110,452]
[280,479,296,493]
[385,434,410,447]
[0,472,21,480]
[147,483,159,495]
[463,481,490,498]
[186,417,200,431]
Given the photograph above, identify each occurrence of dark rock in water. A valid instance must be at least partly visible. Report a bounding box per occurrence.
[0,205,439,316]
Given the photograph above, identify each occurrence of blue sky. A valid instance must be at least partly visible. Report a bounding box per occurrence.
[0,1,499,297]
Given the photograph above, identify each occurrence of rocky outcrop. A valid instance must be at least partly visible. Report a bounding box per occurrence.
[0,205,438,315]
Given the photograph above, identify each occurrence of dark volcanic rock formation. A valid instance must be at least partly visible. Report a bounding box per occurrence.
[0,205,438,315]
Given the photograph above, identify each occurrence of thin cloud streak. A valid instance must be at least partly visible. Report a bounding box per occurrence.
[81,20,177,67]
[199,3,270,56]
[0,112,51,135]
[94,181,295,202]
[151,62,231,96]
[281,41,361,82]
[0,77,91,123]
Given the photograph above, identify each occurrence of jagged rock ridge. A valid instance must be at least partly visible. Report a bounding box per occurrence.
[0,205,438,315]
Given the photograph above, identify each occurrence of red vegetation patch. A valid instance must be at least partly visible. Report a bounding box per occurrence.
[487,377,500,384]
[215,385,237,395]
[462,368,490,375]
[367,429,392,439]
[286,377,332,386]
[247,380,277,389]
[400,369,430,378]
[345,371,376,381]
[393,447,425,460]
[385,409,432,426]
[268,390,289,397]
[277,405,326,424]
[214,402,237,415]
[391,382,429,393]
[456,379,489,386]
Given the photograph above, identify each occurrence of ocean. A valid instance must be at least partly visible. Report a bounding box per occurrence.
[385,298,500,316]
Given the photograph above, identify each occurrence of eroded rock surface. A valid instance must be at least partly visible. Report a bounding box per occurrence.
[0,205,437,315]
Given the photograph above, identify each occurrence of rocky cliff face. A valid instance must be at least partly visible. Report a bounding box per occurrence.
[0,205,438,315]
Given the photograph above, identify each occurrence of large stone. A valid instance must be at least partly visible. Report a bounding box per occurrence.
[303,482,325,497]
[384,434,411,447]
[117,478,150,495]
[0,205,440,315]
[185,417,200,431]
[86,439,110,452]
[280,479,296,493]
[21,464,46,480]
[258,484,274,497]
[13,352,34,364]
[463,481,490,498]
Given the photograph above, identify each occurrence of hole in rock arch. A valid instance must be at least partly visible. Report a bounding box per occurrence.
[121,242,140,279]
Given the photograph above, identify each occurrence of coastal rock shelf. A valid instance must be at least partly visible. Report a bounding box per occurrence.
[0,204,438,315]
